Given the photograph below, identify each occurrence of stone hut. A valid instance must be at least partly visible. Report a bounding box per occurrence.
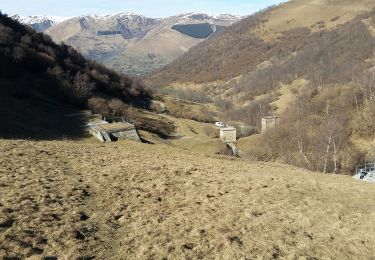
[262,116,278,133]
[89,121,141,142]
[220,126,237,143]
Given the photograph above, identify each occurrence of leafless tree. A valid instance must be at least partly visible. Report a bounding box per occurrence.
[73,72,95,99]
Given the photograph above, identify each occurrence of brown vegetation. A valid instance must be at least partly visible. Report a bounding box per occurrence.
[149,7,275,84]
[150,5,375,174]
[1,139,374,259]
[259,86,363,173]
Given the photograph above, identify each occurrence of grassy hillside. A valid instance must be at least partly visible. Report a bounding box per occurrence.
[0,139,374,259]
[147,0,375,174]
[0,12,175,139]
[149,0,375,84]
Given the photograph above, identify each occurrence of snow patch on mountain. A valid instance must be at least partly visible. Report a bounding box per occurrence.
[169,12,241,26]
[213,14,243,21]
[11,15,71,25]
[10,15,71,32]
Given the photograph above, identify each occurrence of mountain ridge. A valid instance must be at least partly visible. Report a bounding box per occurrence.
[149,0,375,87]
[11,12,241,75]
[10,14,71,32]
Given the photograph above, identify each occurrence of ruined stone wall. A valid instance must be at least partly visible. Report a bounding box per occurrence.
[112,129,141,142]
[262,117,278,133]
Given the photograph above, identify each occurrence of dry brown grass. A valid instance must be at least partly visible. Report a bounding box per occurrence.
[258,0,375,41]
[161,95,219,123]
[0,139,374,259]
[270,79,307,114]
[162,115,223,154]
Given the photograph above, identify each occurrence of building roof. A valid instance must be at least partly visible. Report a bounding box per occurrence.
[353,171,375,183]
[86,120,108,127]
[98,122,135,133]
[220,126,236,131]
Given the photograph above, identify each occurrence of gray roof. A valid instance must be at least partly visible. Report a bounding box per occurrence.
[220,126,236,131]
[353,171,375,183]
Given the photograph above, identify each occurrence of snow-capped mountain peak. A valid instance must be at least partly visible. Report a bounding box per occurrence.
[11,15,70,25]
[213,14,242,21]
[74,12,150,21]
[169,12,241,23]
[11,12,242,34]
[10,15,71,32]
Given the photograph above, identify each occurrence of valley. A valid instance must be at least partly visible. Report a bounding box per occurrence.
[148,0,375,175]
[1,0,375,259]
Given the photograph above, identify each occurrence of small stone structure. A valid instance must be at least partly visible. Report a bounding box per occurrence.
[89,120,140,142]
[353,163,375,183]
[262,116,278,133]
[220,126,237,143]
[219,126,239,156]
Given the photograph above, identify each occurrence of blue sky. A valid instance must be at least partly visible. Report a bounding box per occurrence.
[0,0,285,17]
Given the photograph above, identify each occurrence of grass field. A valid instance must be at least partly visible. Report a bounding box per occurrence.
[258,0,375,41]
[1,139,374,259]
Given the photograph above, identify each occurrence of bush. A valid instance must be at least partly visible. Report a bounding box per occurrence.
[203,125,219,138]
[88,97,110,115]
[108,98,126,116]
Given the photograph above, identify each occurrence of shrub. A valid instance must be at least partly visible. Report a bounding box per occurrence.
[108,98,126,116]
[203,125,219,138]
[88,97,109,114]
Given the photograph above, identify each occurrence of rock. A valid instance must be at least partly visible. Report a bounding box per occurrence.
[228,236,243,246]
[182,243,195,250]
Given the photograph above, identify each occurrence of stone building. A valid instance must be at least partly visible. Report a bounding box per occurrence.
[89,121,140,142]
[220,126,237,143]
[261,116,278,133]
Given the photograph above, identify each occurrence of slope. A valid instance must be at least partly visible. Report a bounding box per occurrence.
[0,13,175,139]
[149,0,375,85]
[147,0,375,174]
[0,139,374,259]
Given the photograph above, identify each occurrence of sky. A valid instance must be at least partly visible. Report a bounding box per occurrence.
[0,0,285,18]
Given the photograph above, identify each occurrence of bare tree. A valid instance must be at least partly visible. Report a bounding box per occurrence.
[73,72,95,99]
[12,46,24,62]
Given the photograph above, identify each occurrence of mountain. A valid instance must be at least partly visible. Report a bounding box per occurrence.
[2,6,375,259]
[43,12,240,75]
[148,0,375,174]
[10,15,70,32]
[0,12,174,139]
[149,0,375,86]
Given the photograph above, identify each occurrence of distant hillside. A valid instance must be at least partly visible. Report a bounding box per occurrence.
[148,0,375,174]
[40,13,240,75]
[0,13,174,139]
[150,0,375,84]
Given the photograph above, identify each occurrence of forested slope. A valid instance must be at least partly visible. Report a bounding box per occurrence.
[148,0,375,174]
[0,13,174,139]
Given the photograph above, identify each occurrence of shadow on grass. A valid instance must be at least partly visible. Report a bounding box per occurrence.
[0,94,88,140]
